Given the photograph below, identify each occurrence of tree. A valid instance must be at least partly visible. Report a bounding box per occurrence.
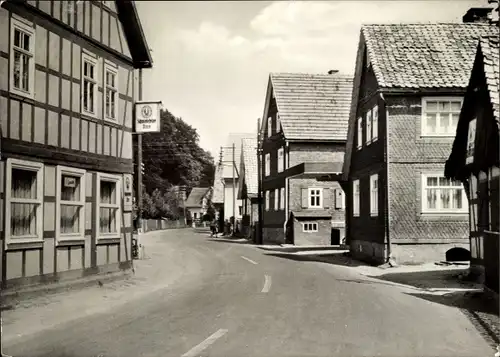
[137,108,215,220]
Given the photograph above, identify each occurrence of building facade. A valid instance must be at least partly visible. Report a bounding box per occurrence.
[445,35,499,293]
[238,137,259,237]
[342,20,498,264]
[185,187,212,223]
[0,0,152,288]
[259,72,352,245]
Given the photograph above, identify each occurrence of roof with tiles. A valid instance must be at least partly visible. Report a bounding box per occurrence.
[478,35,500,126]
[270,72,354,141]
[241,138,258,196]
[185,187,211,208]
[362,23,499,89]
[220,133,255,178]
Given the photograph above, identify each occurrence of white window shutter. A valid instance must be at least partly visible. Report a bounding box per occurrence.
[301,188,308,208]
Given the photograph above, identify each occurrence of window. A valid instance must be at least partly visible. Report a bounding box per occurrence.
[353,180,360,216]
[265,153,270,177]
[280,187,285,210]
[10,18,35,98]
[366,110,372,143]
[5,159,44,244]
[96,173,121,239]
[277,147,284,173]
[82,53,98,116]
[267,116,272,137]
[308,188,323,208]
[302,222,318,232]
[372,105,378,141]
[277,112,282,132]
[422,174,467,213]
[356,117,362,149]
[104,62,118,121]
[193,212,198,219]
[274,188,279,210]
[265,191,270,211]
[56,166,86,242]
[422,98,462,136]
[370,174,378,216]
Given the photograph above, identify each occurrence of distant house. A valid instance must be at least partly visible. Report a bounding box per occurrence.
[238,137,259,237]
[219,133,254,224]
[445,35,499,293]
[185,187,212,223]
[259,72,353,246]
[342,17,498,264]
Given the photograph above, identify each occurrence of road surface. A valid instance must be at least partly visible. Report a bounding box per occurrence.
[2,229,494,357]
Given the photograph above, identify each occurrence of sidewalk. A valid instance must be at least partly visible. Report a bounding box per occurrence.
[1,230,191,345]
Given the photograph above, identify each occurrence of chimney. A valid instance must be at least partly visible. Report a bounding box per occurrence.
[462,7,494,23]
[328,70,339,75]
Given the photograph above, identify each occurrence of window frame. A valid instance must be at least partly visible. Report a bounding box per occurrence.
[9,17,36,99]
[267,116,272,138]
[277,147,284,173]
[372,105,378,142]
[95,172,122,241]
[421,173,468,214]
[302,222,318,233]
[81,52,99,117]
[356,117,362,149]
[308,188,323,208]
[370,174,378,216]
[104,60,118,122]
[55,166,86,243]
[265,191,270,211]
[353,179,360,217]
[366,110,372,144]
[265,153,270,177]
[421,97,463,137]
[280,187,285,210]
[5,158,44,245]
[274,188,279,210]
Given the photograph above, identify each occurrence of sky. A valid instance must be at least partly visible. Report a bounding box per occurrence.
[135,0,490,158]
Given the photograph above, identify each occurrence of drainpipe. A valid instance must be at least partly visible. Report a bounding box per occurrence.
[284,141,290,242]
[382,93,392,263]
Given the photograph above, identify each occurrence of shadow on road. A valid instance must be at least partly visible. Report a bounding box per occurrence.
[367,269,474,290]
[263,252,367,268]
[206,238,252,245]
[405,291,500,348]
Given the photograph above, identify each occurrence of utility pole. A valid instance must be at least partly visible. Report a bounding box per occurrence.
[232,142,236,236]
[136,69,144,240]
[257,118,263,245]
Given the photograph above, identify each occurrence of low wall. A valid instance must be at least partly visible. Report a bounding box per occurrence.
[141,219,188,232]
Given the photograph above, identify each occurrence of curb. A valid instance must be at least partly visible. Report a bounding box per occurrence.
[1,269,132,309]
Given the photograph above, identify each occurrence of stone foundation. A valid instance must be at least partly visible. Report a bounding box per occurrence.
[263,227,285,245]
[350,240,470,265]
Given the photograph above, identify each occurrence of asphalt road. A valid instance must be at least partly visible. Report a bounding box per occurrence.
[3,229,494,357]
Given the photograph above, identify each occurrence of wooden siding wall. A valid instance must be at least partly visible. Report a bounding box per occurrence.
[0,1,138,286]
[0,161,132,284]
[0,2,138,173]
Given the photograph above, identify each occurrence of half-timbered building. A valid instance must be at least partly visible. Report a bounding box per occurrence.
[0,0,152,289]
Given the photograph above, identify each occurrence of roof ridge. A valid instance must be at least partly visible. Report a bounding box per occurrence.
[271,72,353,77]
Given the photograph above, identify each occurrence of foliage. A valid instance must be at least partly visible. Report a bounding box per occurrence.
[138,108,215,220]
